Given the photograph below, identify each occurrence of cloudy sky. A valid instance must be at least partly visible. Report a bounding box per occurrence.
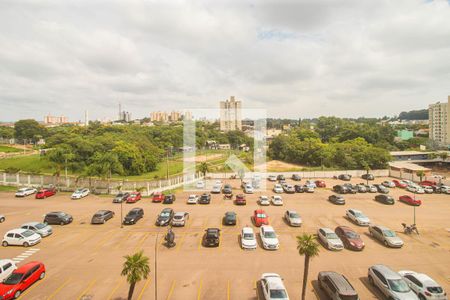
[0,0,449,122]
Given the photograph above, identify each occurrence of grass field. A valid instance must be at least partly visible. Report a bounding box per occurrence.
[0,145,21,153]
[0,154,55,174]
[0,185,17,192]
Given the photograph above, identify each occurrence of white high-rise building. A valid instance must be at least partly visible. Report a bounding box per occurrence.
[220,96,242,132]
[429,96,450,146]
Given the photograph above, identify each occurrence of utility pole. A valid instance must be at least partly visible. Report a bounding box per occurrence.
[413,192,416,224]
[166,149,169,181]
[155,232,159,300]
[120,199,123,228]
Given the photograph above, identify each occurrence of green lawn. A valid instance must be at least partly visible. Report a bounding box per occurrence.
[0,155,54,174]
[0,185,17,192]
[0,145,21,153]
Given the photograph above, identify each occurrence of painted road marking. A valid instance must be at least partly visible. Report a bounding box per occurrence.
[137,277,152,300]
[114,231,132,250]
[107,278,123,300]
[166,280,176,300]
[197,279,203,300]
[175,234,185,252]
[47,277,71,300]
[134,232,150,252]
[227,280,230,300]
[77,278,97,300]
[12,248,40,263]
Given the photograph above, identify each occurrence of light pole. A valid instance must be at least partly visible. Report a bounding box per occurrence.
[155,232,159,300]
[120,199,123,228]
[413,192,416,225]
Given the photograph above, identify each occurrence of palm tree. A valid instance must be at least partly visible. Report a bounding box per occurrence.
[297,234,320,300]
[121,250,150,300]
[198,162,209,177]
[416,170,425,182]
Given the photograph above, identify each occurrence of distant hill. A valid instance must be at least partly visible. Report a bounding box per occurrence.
[398,109,428,120]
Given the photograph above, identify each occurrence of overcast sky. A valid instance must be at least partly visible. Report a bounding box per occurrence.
[0,0,449,122]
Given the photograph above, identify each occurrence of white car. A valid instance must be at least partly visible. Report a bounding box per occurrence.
[259,195,270,206]
[2,228,41,247]
[211,183,222,194]
[196,180,205,189]
[268,175,277,182]
[382,181,396,188]
[71,188,90,199]
[260,273,290,300]
[271,195,283,206]
[304,186,315,193]
[241,227,257,250]
[0,259,17,282]
[244,184,254,194]
[21,222,53,237]
[305,180,317,188]
[260,226,279,250]
[284,210,302,227]
[317,227,344,251]
[407,185,425,194]
[440,185,450,194]
[15,187,37,197]
[273,184,283,193]
[187,194,198,204]
[422,186,433,194]
[367,185,377,193]
[399,270,447,300]
[171,212,189,227]
[346,209,370,226]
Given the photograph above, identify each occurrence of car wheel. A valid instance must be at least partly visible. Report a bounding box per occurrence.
[2,241,8,247]
[0,217,4,223]
[60,221,65,226]
[39,272,46,280]
[384,240,389,247]
[368,275,374,285]
[23,242,29,247]
[14,290,21,299]
[103,220,106,224]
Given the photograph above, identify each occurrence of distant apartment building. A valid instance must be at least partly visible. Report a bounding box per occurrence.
[44,115,68,125]
[429,96,450,146]
[150,111,191,123]
[219,96,242,132]
[119,111,132,122]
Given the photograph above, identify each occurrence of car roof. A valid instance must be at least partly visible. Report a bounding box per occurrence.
[320,227,334,234]
[349,209,361,213]
[242,227,254,234]
[0,259,14,265]
[262,273,285,290]
[225,211,236,215]
[6,228,29,234]
[371,265,402,280]
[130,207,142,211]
[13,261,41,273]
[96,210,110,214]
[319,272,356,294]
[161,208,173,212]
[254,209,266,214]
[21,222,41,227]
[336,225,354,232]
[286,210,297,214]
[174,212,186,216]
[373,225,390,231]
[206,228,220,233]
[261,225,274,231]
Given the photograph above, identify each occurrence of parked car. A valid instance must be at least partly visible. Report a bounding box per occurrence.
[346,209,370,226]
[222,184,233,195]
[284,210,302,227]
[260,273,289,300]
[35,187,56,199]
[362,173,374,181]
[375,194,395,205]
[294,184,305,193]
[91,210,114,224]
[235,194,246,205]
[0,261,45,300]
[337,174,352,181]
[335,226,365,251]
[305,180,317,188]
[422,186,434,194]
[123,208,144,225]
[195,180,205,189]
[276,175,285,181]
[398,270,447,300]
[187,194,199,204]
[304,185,315,193]
[2,229,41,247]
[268,175,277,181]
[273,184,283,193]
[126,192,141,203]
[203,228,220,247]
[260,225,279,250]
[369,225,404,248]
[382,180,396,188]
[223,211,237,226]
[291,174,301,181]
[317,227,344,250]
[407,185,425,194]
[259,195,270,206]
[399,195,422,206]
[271,195,283,206]
[163,194,176,204]
[172,212,189,227]
[211,183,222,194]
[356,184,367,193]
[15,187,37,197]
[333,185,348,194]
[440,185,450,194]
[318,271,360,300]
[393,179,408,188]
[0,259,16,283]
[374,184,389,194]
[241,227,257,250]
[343,184,357,194]
[282,184,295,194]
[253,209,269,227]
[156,208,174,226]
[71,188,90,199]
[21,222,52,237]
[198,193,211,204]
[114,192,130,203]
[432,185,443,194]
[366,184,377,193]
[44,211,73,225]
[368,265,418,300]
[0,214,4,223]
[419,180,437,187]
[151,191,164,203]
[329,194,345,205]
[244,183,254,194]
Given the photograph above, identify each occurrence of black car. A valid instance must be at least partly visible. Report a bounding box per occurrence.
[44,211,73,225]
[343,184,357,194]
[113,192,130,203]
[374,184,389,194]
[223,211,237,226]
[156,208,174,226]
[333,185,348,194]
[374,194,395,205]
[294,184,305,193]
[203,228,220,247]
[432,185,442,194]
[277,175,285,181]
[362,173,374,181]
[291,174,301,181]
[163,194,176,204]
[222,184,233,195]
[123,208,144,225]
[337,174,352,181]
[328,194,345,205]
[198,193,211,204]
[91,210,114,224]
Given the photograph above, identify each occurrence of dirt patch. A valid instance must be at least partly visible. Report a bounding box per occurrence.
[178,153,224,163]
[266,160,304,171]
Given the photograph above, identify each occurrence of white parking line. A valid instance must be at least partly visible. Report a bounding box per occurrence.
[12,248,40,264]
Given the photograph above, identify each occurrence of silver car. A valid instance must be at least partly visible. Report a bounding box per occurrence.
[369,225,404,248]
[21,222,53,237]
[284,210,302,227]
[172,212,189,227]
[318,227,344,251]
[368,265,418,300]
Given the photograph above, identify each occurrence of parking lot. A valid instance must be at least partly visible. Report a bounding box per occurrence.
[1,177,449,300]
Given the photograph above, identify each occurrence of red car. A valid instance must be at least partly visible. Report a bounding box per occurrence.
[152,192,164,203]
[0,261,45,299]
[315,180,326,188]
[35,187,56,199]
[235,194,246,205]
[392,180,407,188]
[253,209,269,227]
[419,180,437,187]
[399,195,422,206]
[335,226,365,251]
[127,192,142,203]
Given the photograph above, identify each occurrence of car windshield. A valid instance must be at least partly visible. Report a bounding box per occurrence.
[18,188,26,192]
[427,286,443,293]
[243,233,254,240]
[75,189,82,193]
[22,230,35,237]
[264,231,276,238]
[160,212,170,218]
[3,273,23,285]
[173,215,182,220]
[289,213,300,218]
[94,214,103,218]
[388,279,410,293]
[354,212,365,218]
[345,231,359,239]
[326,233,339,239]
[270,289,288,298]
[383,230,396,237]
[35,223,47,229]
[128,212,138,216]
[257,214,266,218]
[260,197,268,200]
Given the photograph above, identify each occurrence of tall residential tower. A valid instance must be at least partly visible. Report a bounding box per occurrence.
[219,96,242,132]
[429,96,450,146]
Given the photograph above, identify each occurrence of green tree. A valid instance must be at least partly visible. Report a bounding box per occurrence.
[87,152,124,193]
[297,234,320,300]
[121,250,150,300]
[438,152,448,161]
[14,119,47,142]
[198,162,209,177]
[416,170,425,182]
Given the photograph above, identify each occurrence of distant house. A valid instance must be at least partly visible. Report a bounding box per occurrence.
[239,144,250,152]
[218,144,231,150]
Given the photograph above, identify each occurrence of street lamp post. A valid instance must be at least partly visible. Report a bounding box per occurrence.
[155,232,159,300]
[120,199,123,228]
[413,192,416,225]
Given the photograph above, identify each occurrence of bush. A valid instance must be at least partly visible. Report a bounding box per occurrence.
[4,167,20,174]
